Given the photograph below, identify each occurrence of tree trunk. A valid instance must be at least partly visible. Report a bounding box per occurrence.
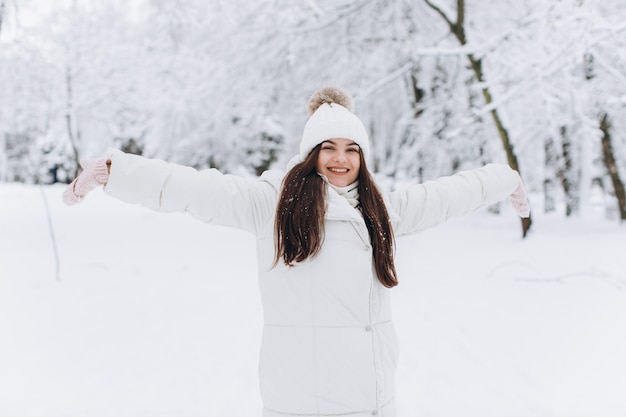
[543,137,557,213]
[0,0,6,182]
[409,73,425,119]
[0,0,5,35]
[409,72,426,182]
[599,113,626,221]
[555,126,580,216]
[424,0,531,237]
[389,71,426,183]
[65,65,81,178]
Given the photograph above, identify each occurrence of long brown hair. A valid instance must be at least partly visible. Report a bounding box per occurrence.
[273,144,398,288]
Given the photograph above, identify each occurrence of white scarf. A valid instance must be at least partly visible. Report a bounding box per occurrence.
[319,174,360,208]
[330,181,360,208]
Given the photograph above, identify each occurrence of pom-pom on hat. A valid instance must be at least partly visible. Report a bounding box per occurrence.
[299,86,370,161]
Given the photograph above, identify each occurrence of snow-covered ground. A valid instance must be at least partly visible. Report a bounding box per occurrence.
[1,183,625,417]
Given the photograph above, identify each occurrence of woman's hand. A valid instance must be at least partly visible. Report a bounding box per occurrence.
[63,159,110,205]
[510,182,530,218]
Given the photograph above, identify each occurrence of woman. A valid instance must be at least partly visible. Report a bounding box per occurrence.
[64,87,530,417]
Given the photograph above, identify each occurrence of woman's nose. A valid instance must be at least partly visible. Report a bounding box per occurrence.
[333,151,347,162]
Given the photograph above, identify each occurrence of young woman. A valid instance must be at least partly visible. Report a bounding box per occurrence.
[64,87,530,417]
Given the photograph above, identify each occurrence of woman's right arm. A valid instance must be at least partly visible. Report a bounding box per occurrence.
[70,149,278,235]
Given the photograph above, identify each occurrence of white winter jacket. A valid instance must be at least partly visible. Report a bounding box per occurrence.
[103,149,522,417]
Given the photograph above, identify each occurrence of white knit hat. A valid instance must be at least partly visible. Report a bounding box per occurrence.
[299,87,370,161]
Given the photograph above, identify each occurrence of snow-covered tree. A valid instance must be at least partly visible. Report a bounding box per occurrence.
[1,0,625,223]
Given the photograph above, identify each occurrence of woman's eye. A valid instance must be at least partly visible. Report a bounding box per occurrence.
[347,148,359,153]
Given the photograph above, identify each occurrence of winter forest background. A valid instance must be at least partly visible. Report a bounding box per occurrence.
[2,2,626,417]
[1,0,626,227]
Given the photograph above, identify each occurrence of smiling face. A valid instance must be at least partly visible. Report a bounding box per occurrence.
[315,138,361,187]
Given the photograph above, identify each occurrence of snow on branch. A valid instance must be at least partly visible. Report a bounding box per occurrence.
[287,0,374,33]
[592,52,626,87]
[357,62,415,99]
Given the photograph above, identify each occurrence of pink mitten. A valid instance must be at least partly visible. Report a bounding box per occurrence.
[63,159,110,205]
[510,182,530,218]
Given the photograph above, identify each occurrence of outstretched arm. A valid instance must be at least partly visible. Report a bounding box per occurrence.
[388,164,529,236]
[63,149,278,235]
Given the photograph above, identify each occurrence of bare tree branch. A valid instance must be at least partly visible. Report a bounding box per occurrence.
[289,0,374,33]
[423,0,455,30]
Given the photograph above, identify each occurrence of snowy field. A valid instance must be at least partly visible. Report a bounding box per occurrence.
[1,183,626,417]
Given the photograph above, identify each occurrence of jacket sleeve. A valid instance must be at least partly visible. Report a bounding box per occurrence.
[387,163,522,236]
[103,149,277,235]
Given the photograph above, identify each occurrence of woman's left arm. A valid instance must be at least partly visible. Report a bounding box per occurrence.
[387,163,529,236]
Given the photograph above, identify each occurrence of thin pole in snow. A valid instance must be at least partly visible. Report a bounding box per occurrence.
[39,185,61,282]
